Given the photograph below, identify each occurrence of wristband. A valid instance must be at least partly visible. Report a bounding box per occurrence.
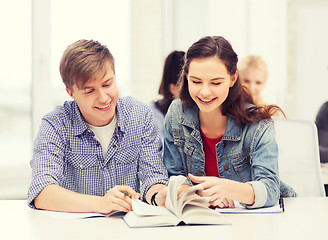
[150,192,158,206]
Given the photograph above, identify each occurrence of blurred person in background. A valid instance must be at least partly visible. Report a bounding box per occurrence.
[238,55,268,106]
[150,51,185,142]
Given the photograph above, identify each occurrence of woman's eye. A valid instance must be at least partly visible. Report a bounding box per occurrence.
[212,82,221,86]
[192,81,201,84]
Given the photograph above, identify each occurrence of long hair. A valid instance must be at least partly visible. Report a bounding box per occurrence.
[178,36,284,125]
[155,51,185,114]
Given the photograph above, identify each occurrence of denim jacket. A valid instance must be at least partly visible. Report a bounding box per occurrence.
[163,99,296,208]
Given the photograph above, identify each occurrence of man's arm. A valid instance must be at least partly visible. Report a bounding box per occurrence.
[137,105,169,201]
[35,184,140,214]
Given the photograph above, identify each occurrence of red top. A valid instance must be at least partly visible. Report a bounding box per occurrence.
[200,128,222,177]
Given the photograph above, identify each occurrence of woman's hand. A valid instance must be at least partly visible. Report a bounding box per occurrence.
[99,185,140,214]
[188,174,235,208]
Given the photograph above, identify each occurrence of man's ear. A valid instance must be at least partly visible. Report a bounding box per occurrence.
[230,70,238,87]
[66,88,73,97]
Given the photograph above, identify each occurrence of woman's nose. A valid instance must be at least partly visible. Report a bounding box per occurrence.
[200,84,211,97]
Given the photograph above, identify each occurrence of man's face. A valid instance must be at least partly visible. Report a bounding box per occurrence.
[67,61,119,126]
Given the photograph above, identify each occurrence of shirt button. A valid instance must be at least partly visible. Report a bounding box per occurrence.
[223,164,229,170]
[79,164,83,169]
[96,143,100,147]
[113,145,117,148]
[222,142,226,147]
[103,167,107,171]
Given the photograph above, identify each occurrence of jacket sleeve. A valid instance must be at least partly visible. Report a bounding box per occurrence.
[247,120,280,208]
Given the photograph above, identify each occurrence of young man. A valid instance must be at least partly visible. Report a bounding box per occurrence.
[28,39,169,214]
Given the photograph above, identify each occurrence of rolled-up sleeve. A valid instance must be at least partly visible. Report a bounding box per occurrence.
[246,121,280,208]
[28,118,66,208]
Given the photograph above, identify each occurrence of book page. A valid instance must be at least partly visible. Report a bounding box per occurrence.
[165,175,186,214]
[36,209,123,220]
[181,204,228,225]
[165,175,211,218]
[131,198,172,216]
[124,199,179,227]
[177,184,209,217]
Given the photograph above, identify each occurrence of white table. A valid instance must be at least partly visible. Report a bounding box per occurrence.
[1,197,327,240]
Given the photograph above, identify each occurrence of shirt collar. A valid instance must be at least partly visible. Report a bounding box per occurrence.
[70,100,124,137]
[71,101,89,136]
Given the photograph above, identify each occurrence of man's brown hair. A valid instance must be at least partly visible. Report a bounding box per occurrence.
[60,39,114,91]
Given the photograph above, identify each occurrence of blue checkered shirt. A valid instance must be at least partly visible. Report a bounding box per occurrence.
[28,97,169,208]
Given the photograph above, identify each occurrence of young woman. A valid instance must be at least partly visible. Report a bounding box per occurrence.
[150,50,185,143]
[163,36,295,209]
[238,55,268,106]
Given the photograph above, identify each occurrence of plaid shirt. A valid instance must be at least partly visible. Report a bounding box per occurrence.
[28,97,169,208]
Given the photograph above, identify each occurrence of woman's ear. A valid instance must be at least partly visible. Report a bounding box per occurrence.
[230,70,238,87]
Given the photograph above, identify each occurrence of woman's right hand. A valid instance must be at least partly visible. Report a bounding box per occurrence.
[188,174,235,208]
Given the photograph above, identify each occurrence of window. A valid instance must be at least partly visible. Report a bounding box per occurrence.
[0,0,131,166]
[0,0,32,166]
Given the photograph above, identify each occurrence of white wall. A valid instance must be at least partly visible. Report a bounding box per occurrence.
[159,0,287,109]
[294,3,328,121]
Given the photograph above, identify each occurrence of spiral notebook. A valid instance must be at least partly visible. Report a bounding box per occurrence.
[216,198,284,214]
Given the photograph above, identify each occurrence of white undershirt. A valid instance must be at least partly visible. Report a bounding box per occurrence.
[87,114,117,158]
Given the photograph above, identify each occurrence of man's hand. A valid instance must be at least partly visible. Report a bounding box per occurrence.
[98,185,140,214]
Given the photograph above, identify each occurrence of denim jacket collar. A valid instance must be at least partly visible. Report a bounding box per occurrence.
[179,104,242,142]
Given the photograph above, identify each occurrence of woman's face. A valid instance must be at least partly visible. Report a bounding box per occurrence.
[187,56,236,114]
[241,66,266,101]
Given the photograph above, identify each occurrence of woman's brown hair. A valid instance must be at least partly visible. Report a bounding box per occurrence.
[178,36,284,125]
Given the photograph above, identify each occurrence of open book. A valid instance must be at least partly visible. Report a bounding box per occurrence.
[123,175,228,227]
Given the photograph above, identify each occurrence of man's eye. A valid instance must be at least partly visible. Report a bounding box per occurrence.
[85,90,94,94]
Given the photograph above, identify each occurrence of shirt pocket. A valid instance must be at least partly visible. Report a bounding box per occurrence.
[231,153,251,182]
[65,152,98,170]
[114,146,139,164]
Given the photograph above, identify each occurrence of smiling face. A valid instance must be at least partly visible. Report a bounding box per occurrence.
[187,57,236,115]
[67,61,119,127]
[241,66,266,101]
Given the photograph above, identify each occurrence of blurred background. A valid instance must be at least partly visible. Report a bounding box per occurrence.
[1,0,328,198]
